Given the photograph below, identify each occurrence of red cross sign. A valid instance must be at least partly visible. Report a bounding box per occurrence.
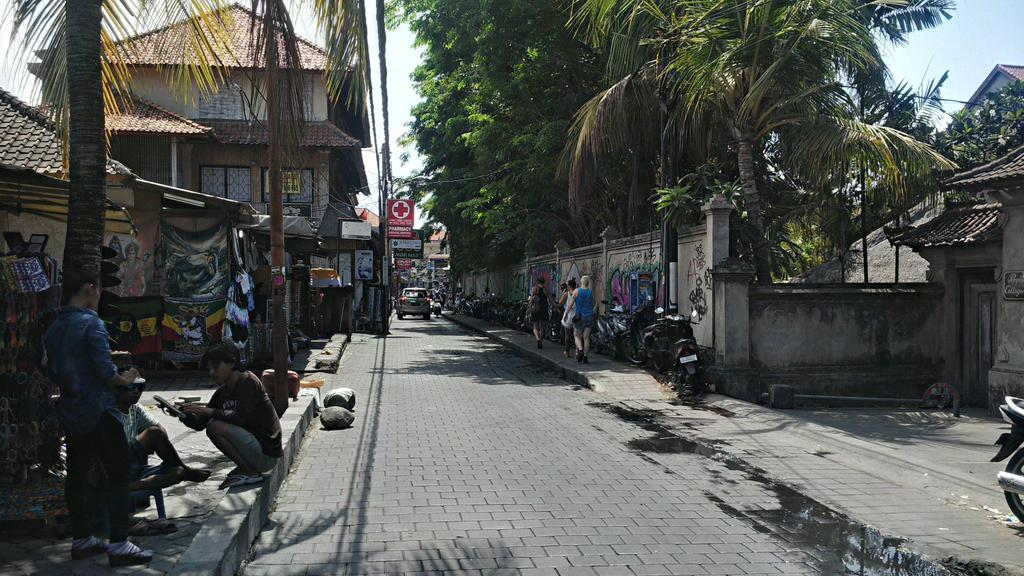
[387,199,416,239]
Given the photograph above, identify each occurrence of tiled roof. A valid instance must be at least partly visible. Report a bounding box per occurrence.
[0,87,130,176]
[0,87,64,175]
[999,64,1024,82]
[107,96,211,135]
[887,203,1002,249]
[357,208,380,227]
[943,145,1024,190]
[202,119,359,148]
[115,3,327,71]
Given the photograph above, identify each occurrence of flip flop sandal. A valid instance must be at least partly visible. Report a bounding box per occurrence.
[128,519,178,536]
[219,474,264,489]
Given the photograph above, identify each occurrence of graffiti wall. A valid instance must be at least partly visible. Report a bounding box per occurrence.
[678,228,711,344]
[606,237,661,314]
[456,223,719,348]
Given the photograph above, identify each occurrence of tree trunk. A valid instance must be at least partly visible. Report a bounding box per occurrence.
[376,0,393,334]
[266,15,289,416]
[736,139,771,283]
[64,0,106,277]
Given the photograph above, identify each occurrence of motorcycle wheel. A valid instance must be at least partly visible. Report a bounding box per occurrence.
[619,332,644,365]
[1004,450,1024,522]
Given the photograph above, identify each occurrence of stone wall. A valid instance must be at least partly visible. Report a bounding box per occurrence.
[746,284,944,398]
[457,198,731,349]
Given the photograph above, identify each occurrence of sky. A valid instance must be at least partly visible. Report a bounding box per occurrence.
[1,1,1022,224]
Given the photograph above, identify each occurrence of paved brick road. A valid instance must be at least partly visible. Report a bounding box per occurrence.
[244,319,943,576]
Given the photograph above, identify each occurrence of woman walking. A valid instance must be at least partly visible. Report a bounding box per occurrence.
[559,278,577,358]
[573,276,596,363]
[529,276,550,349]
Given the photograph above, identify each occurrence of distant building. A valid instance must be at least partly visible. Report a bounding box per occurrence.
[967,64,1024,107]
[46,3,371,224]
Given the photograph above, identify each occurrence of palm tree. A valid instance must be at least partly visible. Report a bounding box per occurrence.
[10,0,375,410]
[565,0,955,283]
[7,0,374,279]
[9,0,235,275]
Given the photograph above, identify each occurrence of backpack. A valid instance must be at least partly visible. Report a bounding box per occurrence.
[530,287,547,315]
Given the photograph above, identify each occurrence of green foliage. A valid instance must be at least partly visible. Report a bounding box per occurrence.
[394,0,607,275]
[940,82,1024,169]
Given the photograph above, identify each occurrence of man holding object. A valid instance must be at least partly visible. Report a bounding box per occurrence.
[44,268,153,566]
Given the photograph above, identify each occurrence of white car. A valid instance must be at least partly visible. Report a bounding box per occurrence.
[397,288,431,320]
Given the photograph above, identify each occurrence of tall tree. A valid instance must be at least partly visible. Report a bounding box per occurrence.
[395,0,608,274]
[64,0,106,277]
[9,0,234,276]
[567,0,954,283]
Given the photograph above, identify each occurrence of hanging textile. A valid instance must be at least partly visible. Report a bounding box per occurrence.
[161,297,226,363]
[161,218,230,299]
[102,297,163,358]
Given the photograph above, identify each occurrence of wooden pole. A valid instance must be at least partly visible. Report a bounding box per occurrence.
[267,19,288,415]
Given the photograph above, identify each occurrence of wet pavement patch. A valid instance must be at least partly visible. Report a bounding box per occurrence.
[589,401,986,576]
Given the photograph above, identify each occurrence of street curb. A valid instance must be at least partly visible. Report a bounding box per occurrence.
[441,313,594,390]
[292,334,350,375]
[167,394,318,576]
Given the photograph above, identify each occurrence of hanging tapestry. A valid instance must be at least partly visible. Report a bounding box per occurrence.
[102,297,163,358]
[162,297,226,363]
[104,223,157,298]
[162,218,230,298]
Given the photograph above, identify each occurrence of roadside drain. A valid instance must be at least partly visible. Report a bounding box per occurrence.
[588,401,982,576]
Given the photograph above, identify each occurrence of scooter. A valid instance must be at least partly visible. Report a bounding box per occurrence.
[674,312,703,397]
[644,308,697,374]
[993,396,1024,520]
[593,301,629,358]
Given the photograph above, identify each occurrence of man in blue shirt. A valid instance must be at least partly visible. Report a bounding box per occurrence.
[44,267,152,566]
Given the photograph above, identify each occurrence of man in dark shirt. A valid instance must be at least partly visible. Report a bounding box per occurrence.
[181,343,282,488]
[44,267,152,566]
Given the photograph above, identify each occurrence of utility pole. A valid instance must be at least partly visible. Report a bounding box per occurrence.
[266,17,288,415]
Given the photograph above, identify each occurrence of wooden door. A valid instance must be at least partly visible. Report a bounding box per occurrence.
[964,283,997,407]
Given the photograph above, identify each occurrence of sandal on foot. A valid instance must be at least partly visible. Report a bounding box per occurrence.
[71,536,106,560]
[108,540,153,567]
[219,474,264,489]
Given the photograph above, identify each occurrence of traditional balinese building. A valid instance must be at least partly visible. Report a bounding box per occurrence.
[99,3,370,223]
[967,64,1024,107]
[889,145,1024,411]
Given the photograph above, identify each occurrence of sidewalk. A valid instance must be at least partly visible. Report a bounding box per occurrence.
[444,313,673,402]
[0,373,318,576]
[445,312,1024,574]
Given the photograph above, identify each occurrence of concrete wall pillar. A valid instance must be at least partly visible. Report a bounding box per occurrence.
[702,195,733,268]
[708,257,758,400]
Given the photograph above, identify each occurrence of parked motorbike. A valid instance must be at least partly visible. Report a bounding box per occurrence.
[620,301,658,366]
[674,312,703,397]
[643,308,697,374]
[993,396,1024,520]
[593,301,629,358]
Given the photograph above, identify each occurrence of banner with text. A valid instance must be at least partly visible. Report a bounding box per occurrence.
[387,199,416,239]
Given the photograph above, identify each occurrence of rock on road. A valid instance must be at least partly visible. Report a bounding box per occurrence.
[244,318,923,576]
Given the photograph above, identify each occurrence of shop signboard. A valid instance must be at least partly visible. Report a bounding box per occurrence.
[1005,271,1024,300]
[391,238,424,259]
[396,258,414,270]
[342,220,372,240]
[387,199,416,239]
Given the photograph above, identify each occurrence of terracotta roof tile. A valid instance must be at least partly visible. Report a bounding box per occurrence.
[887,203,1002,249]
[108,96,211,136]
[999,64,1024,82]
[202,119,359,148]
[943,145,1024,190]
[357,208,380,227]
[0,87,130,176]
[115,3,327,71]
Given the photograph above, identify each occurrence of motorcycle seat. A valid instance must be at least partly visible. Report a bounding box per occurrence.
[1003,397,1024,425]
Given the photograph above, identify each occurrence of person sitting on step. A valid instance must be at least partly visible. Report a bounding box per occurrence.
[179,343,283,489]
